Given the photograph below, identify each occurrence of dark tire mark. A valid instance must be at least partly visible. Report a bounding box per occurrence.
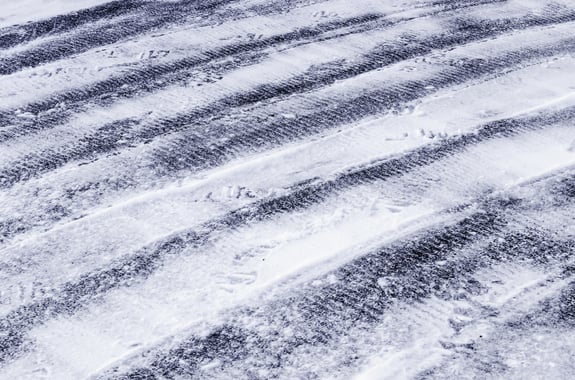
[0,13,386,141]
[2,29,574,191]
[0,0,528,142]
[0,0,346,76]
[0,0,144,49]
[110,203,575,379]
[0,109,571,362]
[0,0,243,76]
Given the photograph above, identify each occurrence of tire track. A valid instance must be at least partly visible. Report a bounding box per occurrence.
[1,44,571,251]
[418,266,575,379]
[98,179,575,379]
[0,0,241,75]
[0,106,571,363]
[1,25,573,190]
[0,0,355,76]
[0,0,509,141]
[0,1,574,377]
[0,0,500,52]
[0,12,387,140]
[0,0,144,50]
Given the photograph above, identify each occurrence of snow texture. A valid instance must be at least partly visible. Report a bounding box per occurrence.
[0,0,575,379]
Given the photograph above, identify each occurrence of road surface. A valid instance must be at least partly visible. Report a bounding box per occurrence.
[0,0,574,378]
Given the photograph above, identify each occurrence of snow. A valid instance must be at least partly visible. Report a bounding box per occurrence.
[1,0,575,378]
[0,0,115,28]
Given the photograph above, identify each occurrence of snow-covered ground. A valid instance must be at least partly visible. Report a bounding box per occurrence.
[0,0,117,28]
[0,0,574,379]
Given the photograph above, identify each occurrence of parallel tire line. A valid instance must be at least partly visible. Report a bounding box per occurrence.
[0,107,570,363]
